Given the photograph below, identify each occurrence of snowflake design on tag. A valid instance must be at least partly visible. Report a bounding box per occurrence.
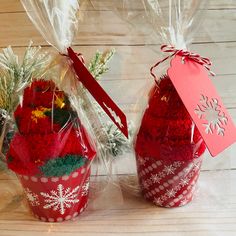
[40,184,80,215]
[195,95,228,136]
[25,188,40,206]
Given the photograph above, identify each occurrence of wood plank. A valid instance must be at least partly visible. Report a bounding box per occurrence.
[0,169,236,235]
[0,1,235,235]
[1,42,236,77]
[0,0,22,13]
[0,44,235,107]
[81,0,236,11]
[0,0,236,13]
[100,74,236,108]
[0,9,236,48]
[209,0,236,9]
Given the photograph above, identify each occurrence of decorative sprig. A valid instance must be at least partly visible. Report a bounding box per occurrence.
[87,49,133,157]
[88,49,115,80]
[0,43,50,161]
[105,121,133,156]
[0,42,50,115]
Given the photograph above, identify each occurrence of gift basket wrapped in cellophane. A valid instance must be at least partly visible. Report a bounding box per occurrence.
[111,0,236,208]
[0,0,129,222]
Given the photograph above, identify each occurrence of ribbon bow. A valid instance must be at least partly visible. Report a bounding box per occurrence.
[150,45,215,81]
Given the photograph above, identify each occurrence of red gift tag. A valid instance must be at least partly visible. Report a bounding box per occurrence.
[168,55,236,156]
[67,47,128,138]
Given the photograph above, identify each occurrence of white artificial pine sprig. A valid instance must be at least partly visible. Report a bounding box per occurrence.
[88,49,115,80]
[0,41,50,115]
[106,120,133,156]
[0,42,50,161]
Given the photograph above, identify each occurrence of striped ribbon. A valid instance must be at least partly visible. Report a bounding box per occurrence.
[150,45,215,81]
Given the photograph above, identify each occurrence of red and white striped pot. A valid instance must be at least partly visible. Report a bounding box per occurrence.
[136,156,202,207]
[18,166,90,222]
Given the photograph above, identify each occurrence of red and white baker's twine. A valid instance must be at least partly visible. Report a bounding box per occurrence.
[150,45,215,81]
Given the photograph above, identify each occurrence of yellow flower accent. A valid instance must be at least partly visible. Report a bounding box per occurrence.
[31,107,51,123]
[35,159,43,164]
[54,95,65,109]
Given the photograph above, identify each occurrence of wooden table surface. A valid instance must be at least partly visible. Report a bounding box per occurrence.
[0,0,236,235]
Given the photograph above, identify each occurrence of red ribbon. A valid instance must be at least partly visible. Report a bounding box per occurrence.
[66,47,129,138]
[150,45,215,81]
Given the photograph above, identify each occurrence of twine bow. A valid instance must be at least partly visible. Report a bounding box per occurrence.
[150,45,215,81]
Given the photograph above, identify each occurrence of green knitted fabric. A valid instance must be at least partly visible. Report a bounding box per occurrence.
[40,155,86,177]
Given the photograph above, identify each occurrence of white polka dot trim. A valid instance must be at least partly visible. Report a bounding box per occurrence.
[62,175,69,181]
[72,172,79,178]
[65,215,72,220]
[163,183,169,187]
[56,217,63,222]
[40,177,48,183]
[159,185,164,190]
[23,176,29,180]
[156,161,162,166]
[51,177,59,182]
[31,176,38,182]
[73,212,78,218]
[152,164,157,169]
[40,217,46,222]
[81,168,86,174]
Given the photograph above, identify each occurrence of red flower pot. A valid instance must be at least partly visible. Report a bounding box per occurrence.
[136,155,202,207]
[18,166,90,222]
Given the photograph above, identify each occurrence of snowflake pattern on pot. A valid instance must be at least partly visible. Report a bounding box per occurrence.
[195,94,228,136]
[137,156,202,208]
[25,188,40,206]
[40,184,80,215]
[150,174,161,184]
[81,178,89,196]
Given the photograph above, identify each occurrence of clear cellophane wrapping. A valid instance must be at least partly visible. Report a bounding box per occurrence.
[0,0,123,222]
[110,0,231,208]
